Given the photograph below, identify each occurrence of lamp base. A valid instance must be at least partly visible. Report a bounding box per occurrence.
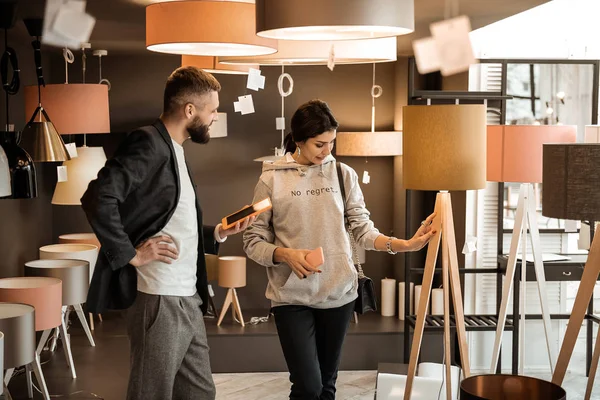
[217,288,245,327]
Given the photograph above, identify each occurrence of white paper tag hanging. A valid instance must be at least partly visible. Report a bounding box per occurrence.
[362,171,370,184]
[429,15,476,76]
[276,117,285,130]
[564,219,580,233]
[579,221,591,250]
[65,143,78,158]
[246,68,265,91]
[57,165,68,182]
[43,0,96,49]
[462,235,478,254]
[327,44,335,71]
[412,36,441,75]
[234,95,255,115]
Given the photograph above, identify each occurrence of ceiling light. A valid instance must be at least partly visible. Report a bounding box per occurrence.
[146,1,277,56]
[255,0,414,41]
[220,37,396,66]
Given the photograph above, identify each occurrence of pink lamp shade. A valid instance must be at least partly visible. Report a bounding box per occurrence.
[39,244,98,283]
[24,259,89,306]
[0,303,35,368]
[487,125,577,183]
[218,256,246,288]
[59,233,101,248]
[0,277,62,331]
[24,84,110,135]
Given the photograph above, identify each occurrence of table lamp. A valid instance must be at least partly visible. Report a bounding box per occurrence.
[216,256,247,327]
[542,144,600,397]
[488,125,576,375]
[402,104,486,399]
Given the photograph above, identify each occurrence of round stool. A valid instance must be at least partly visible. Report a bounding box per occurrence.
[0,277,75,381]
[460,374,566,400]
[58,233,101,249]
[25,259,95,347]
[39,244,98,283]
[0,303,49,400]
[217,256,246,327]
[57,235,102,330]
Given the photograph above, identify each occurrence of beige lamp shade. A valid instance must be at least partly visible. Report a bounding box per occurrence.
[255,0,414,41]
[25,259,90,306]
[52,146,107,205]
[402,105,487,191]
[542,144,600,221]
[59,233,101,248]
[585,125,600,143]
[39,244,98,283]
[218,256,246,288]
[146,1,277,56]
[0,277,62,331]
[205,254,219,282]
[487,125,577,183]
[220,37,397,65]
[336,131,402,156]
[0,303,35,368]
[182,55,257,75]
[24,84,110,135]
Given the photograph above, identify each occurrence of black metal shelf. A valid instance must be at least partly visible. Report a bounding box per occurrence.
[406,315,514,332]
[409,267,501,275]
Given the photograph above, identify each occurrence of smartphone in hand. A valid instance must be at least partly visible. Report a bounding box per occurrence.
[305,247,324,268]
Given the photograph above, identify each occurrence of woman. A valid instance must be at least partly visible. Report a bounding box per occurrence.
[243,99,435,400]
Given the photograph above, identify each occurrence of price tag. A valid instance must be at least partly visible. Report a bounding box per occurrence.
[57,165,68,182]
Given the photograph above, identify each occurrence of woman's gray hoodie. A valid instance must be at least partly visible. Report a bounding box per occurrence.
[243,153,381,309]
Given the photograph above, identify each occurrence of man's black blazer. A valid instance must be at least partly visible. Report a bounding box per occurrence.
[81,119,218,314]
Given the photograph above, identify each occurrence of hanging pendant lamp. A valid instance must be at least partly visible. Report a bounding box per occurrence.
[182,55,257,75]
[0,131,37,199]
[0,144,10,197]
[21,23,70,162]
[146,1,277,56]
[221,37,397,66]
[255,0,414,41]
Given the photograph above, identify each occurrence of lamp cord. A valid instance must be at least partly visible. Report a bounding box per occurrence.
[2,28,20,130]
[62,48,74,84]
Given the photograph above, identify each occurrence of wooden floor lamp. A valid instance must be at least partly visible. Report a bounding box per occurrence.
[487,125,576,375]
[543,144,600,399]
[402,104,487,400]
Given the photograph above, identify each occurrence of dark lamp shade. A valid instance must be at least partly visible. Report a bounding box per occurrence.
[542,144,600,221]
[402,104,487,191]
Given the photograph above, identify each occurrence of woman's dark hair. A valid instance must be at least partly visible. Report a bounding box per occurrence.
[284,99,339,153]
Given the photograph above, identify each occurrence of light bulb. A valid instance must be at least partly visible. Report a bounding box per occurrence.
[533,121,541,126]
[546,107,554,115]
[556,91,566,100]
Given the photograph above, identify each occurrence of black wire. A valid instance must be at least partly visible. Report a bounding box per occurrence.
[1,28,20,129]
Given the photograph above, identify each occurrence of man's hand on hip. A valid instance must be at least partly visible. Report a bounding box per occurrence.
[129,235,179,267]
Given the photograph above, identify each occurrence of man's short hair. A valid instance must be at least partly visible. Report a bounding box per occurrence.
[163,66,221,115]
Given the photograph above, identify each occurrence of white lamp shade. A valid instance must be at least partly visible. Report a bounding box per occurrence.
[52,146,107,205]
[336,131,403,156]
[209,113,228,138]
[0,145,11,197]
[220,37,397,66]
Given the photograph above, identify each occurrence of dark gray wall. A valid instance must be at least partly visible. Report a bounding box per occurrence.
[0,33,60,278]
[49,53,400,310]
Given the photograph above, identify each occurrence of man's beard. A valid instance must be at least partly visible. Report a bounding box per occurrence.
[187,116,211,144]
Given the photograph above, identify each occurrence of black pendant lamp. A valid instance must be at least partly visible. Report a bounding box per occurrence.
[0,3,37,199]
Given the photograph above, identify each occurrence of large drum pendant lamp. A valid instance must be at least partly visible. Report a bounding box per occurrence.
[255,0,414,41]
[146,1,277,56]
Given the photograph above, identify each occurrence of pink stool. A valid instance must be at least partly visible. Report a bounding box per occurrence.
[0,303,49,400]
[0,277,76,389]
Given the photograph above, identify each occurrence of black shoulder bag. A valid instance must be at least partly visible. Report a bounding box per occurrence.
[336,162,377,314]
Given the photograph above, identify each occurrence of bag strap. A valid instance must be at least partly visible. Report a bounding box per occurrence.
[336,162,365,278]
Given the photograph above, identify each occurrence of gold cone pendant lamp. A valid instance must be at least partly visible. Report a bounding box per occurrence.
[23,105,70,162]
